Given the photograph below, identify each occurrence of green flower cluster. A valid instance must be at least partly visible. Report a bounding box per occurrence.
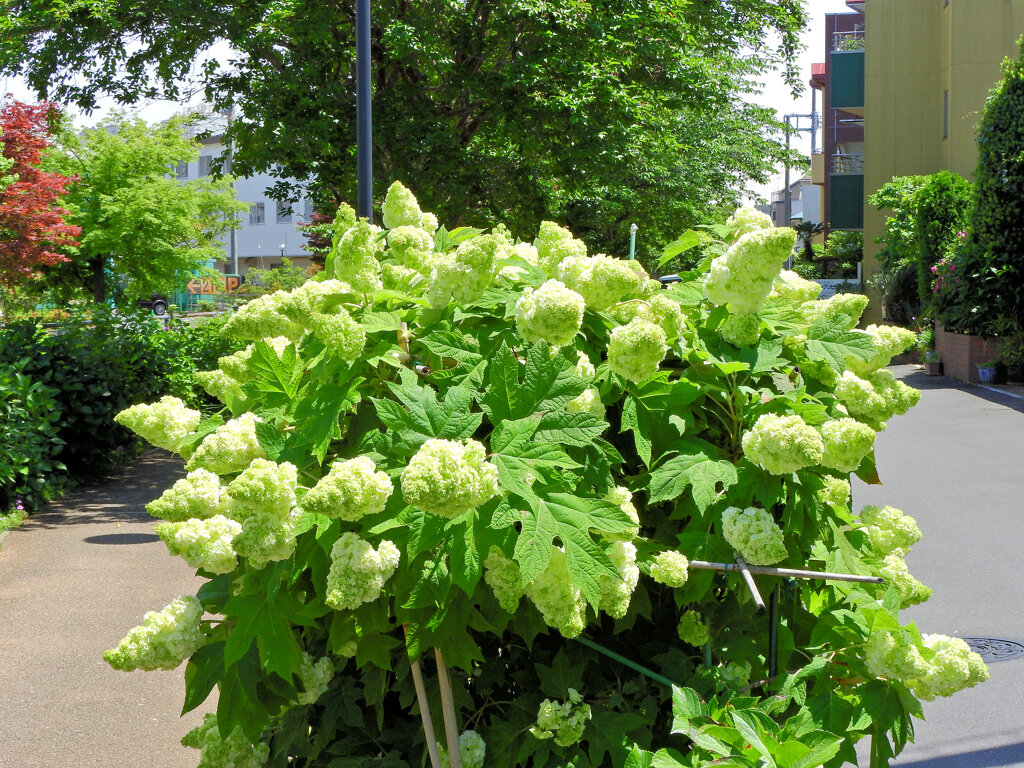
[226,458,298,518]
[598,540,639,619]
[439,730,487,768]
[482,547,524,613]
[401,438,499,518]
[302,456,394,520]
[836,370,921,430]
[534,220,587,275]
[720,312,762,347]
[863,631,988,701]
[278,279,356,323]
[555,254,643,310]
[677,610,710,647]
[608,317,668,383]
[804,292,869,330]
[296,652,334,705]
[155,514,241,575]
[186,413,266,475]
[515,279,586,348]
[863,630,929,682]
[649,550,689,588]
[307,310,366,362]
[847,324,918,376]
[332,220,384,294]
[524,547,587,638]
[194,369,244,405]
[115,396,200,453]
[182,714,270,768]
[726,205,774,238]
[601,486,640,541]
[820,417,876,472]
[879,554,932,608]
[382,181,438,232]
[565,387,604,418]
[771,269,822,303]
[742,414,824,475]
[703,227,798,313]
[146,469,229,521]
[819,475,851,511]
[859,505,922,556]
[232,509,303,569]
[721,506,787,565]
[325,532,401,610]
[104,596,205,671]
[429,234,511,307]
[221,290,304,341]
[530,688,592,747]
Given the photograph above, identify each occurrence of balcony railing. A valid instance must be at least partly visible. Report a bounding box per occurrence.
[832,30,865,53]
[832,152,864,175]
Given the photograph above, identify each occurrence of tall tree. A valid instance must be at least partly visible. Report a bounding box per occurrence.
[0,100,80,286]
[1,0,806,265]
[45,114,248,302]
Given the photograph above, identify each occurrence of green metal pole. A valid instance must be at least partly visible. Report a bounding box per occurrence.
[628,223,638,260]
[574,636,680,689]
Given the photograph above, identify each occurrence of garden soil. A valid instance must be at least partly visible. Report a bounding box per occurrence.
[0,449,214,768]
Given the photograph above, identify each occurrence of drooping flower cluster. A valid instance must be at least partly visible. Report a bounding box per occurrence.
[185,413,266,475]
[114,396,200,453]
[226,458,298,517]
[555,254,643,310]
[835,369,921,430]
[296,652,334,705]
[847,324,918,376]
[649,550,690,588]
[515,279,586,347]
[524,547,587,638]
[862,631,988,701]
[146,469,230,521]
[325,533,401,610]
[301,456,394,520]
[483,547,524,613]
[720,312,762,347]
[859,505,922,556]
[820,417,876,472]
[232,508,302,568]
[307,309,366,361]
[703,227,797,313]
[181,714,270,768]
[530,688,592,747]
[771,269,822,303]
[220,290,304,341]
[879,554,932,607]
[863,630,929,682]
[331,220,383,294]
[194,369,244,405]
[104,596,205,671]
[818,475,852,511]
[439,730,487,768]
[600,486,640,541]
[677,610,710,646]
[155,515,241,575]
[565,387,604,418]
[598,540,639,619]
[607,317,668,382]
[726,205,774,238]
[721,506,787,565]
[742,414,824,475]
[401,439,499,518]
[804,292,869,330]
[429,234,510,307]
[534,220,587,275]
[278,279,356,323]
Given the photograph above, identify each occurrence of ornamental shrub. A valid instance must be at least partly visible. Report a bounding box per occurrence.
[110,184,985,768]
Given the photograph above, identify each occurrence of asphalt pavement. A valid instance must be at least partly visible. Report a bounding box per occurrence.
[855,366,1024,767]
[0,450,212,768]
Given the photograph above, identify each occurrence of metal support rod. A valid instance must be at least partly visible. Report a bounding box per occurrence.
[574,636,681,689]
[688,559,884,584]
[355,0,373,220]
[735,557,766,613]
[434,648,462,768]
[628,223,638,261]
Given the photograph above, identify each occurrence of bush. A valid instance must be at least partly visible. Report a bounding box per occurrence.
[823,230,863,279]
[0,367,64,512]
[109,185,988,768]
[914,172,972,309]
[149,314,247,409]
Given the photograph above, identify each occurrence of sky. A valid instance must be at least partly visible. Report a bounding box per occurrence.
[1,1,857,201]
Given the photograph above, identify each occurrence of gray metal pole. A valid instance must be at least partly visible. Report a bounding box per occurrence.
[784,117,792,228]
[355,0,373,220]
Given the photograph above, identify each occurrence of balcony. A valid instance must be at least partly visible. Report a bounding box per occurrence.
[832,152,864,175]
[830,30,865,115]
[811,151,825,185]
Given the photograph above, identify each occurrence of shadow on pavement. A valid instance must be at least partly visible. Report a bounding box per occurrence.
[84,533,161,545]
[18,450,185,529]
[897,741,1024,768]
[892,366,1024,415]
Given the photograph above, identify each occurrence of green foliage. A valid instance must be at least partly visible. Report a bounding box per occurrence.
[913,172,972,309]
[41,113,248,303]
[241,259,315,296]
[0,366,63,511]
[823,231,862,279]
[104,187,984,768]
[2,1,808,267]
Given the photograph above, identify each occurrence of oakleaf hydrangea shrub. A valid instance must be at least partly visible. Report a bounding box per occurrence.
[109,182,984,767]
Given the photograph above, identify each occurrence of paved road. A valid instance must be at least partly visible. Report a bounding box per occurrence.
[854,367,1024,767]
[0,450,213,768]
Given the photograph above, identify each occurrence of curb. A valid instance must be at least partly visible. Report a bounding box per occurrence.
[977,384,1024,402]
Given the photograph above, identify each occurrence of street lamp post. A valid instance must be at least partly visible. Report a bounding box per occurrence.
[355,0,373,219]
[279,243,285,259]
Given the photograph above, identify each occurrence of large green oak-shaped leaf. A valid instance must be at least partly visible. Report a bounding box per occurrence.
[489,418,580,499]
[804,317,877,372]
[648,439,738,511]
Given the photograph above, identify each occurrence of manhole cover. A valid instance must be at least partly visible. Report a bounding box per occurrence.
[963,637,1024,663]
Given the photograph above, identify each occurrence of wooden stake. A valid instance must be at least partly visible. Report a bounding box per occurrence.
[688,560,884,584]
[434,648,462,768]
[735,557,766,613]
[404,626,442,768]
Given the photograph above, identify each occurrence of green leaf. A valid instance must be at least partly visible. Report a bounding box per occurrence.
[371,370,481,449]
[182,641,225,715]
[288,380,362,463]
[244,339,303,399]
[785,730,844,768]
[648,441,738,510]
[489,418,579,499]
[515,493,634,607]
[448,515,482,596]
[359,310,403,333]
[254,419,285,461]
[730,710,776,767]
[534,410,608,447]
[670,685,707,733]
[659,229,703,268]
[481,342,586,423]
[804,319,877,372]
[223,584,302,680]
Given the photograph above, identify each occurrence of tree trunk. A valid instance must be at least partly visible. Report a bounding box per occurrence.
[91,256,106,303]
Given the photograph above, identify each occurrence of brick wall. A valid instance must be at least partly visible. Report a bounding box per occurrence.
[935,323,1000,383]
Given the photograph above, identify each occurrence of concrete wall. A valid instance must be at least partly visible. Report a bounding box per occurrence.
[861,0,1024,320]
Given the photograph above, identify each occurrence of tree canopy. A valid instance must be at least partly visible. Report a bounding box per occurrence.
[43,114,247,302]
[1,0,807,265]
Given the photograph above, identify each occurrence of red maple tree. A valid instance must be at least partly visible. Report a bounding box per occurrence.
[0,100,80,286]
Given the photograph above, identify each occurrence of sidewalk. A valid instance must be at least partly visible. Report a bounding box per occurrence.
[855,367,1024,767]
[0,450,213,768]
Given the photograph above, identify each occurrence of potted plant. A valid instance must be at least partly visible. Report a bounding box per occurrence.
[978,360,1000,384]
[917,325,942,375]
[994,322,1024,384]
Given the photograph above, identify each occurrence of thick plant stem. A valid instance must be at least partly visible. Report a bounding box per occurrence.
[434,647,463,768]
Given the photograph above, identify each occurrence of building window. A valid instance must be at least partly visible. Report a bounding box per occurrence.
[249,203,265,225]
[943,89,949,139]
[199,155,214,176]
[303,199,314,221]
[175,160,189,178]
[276,201,292,223]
